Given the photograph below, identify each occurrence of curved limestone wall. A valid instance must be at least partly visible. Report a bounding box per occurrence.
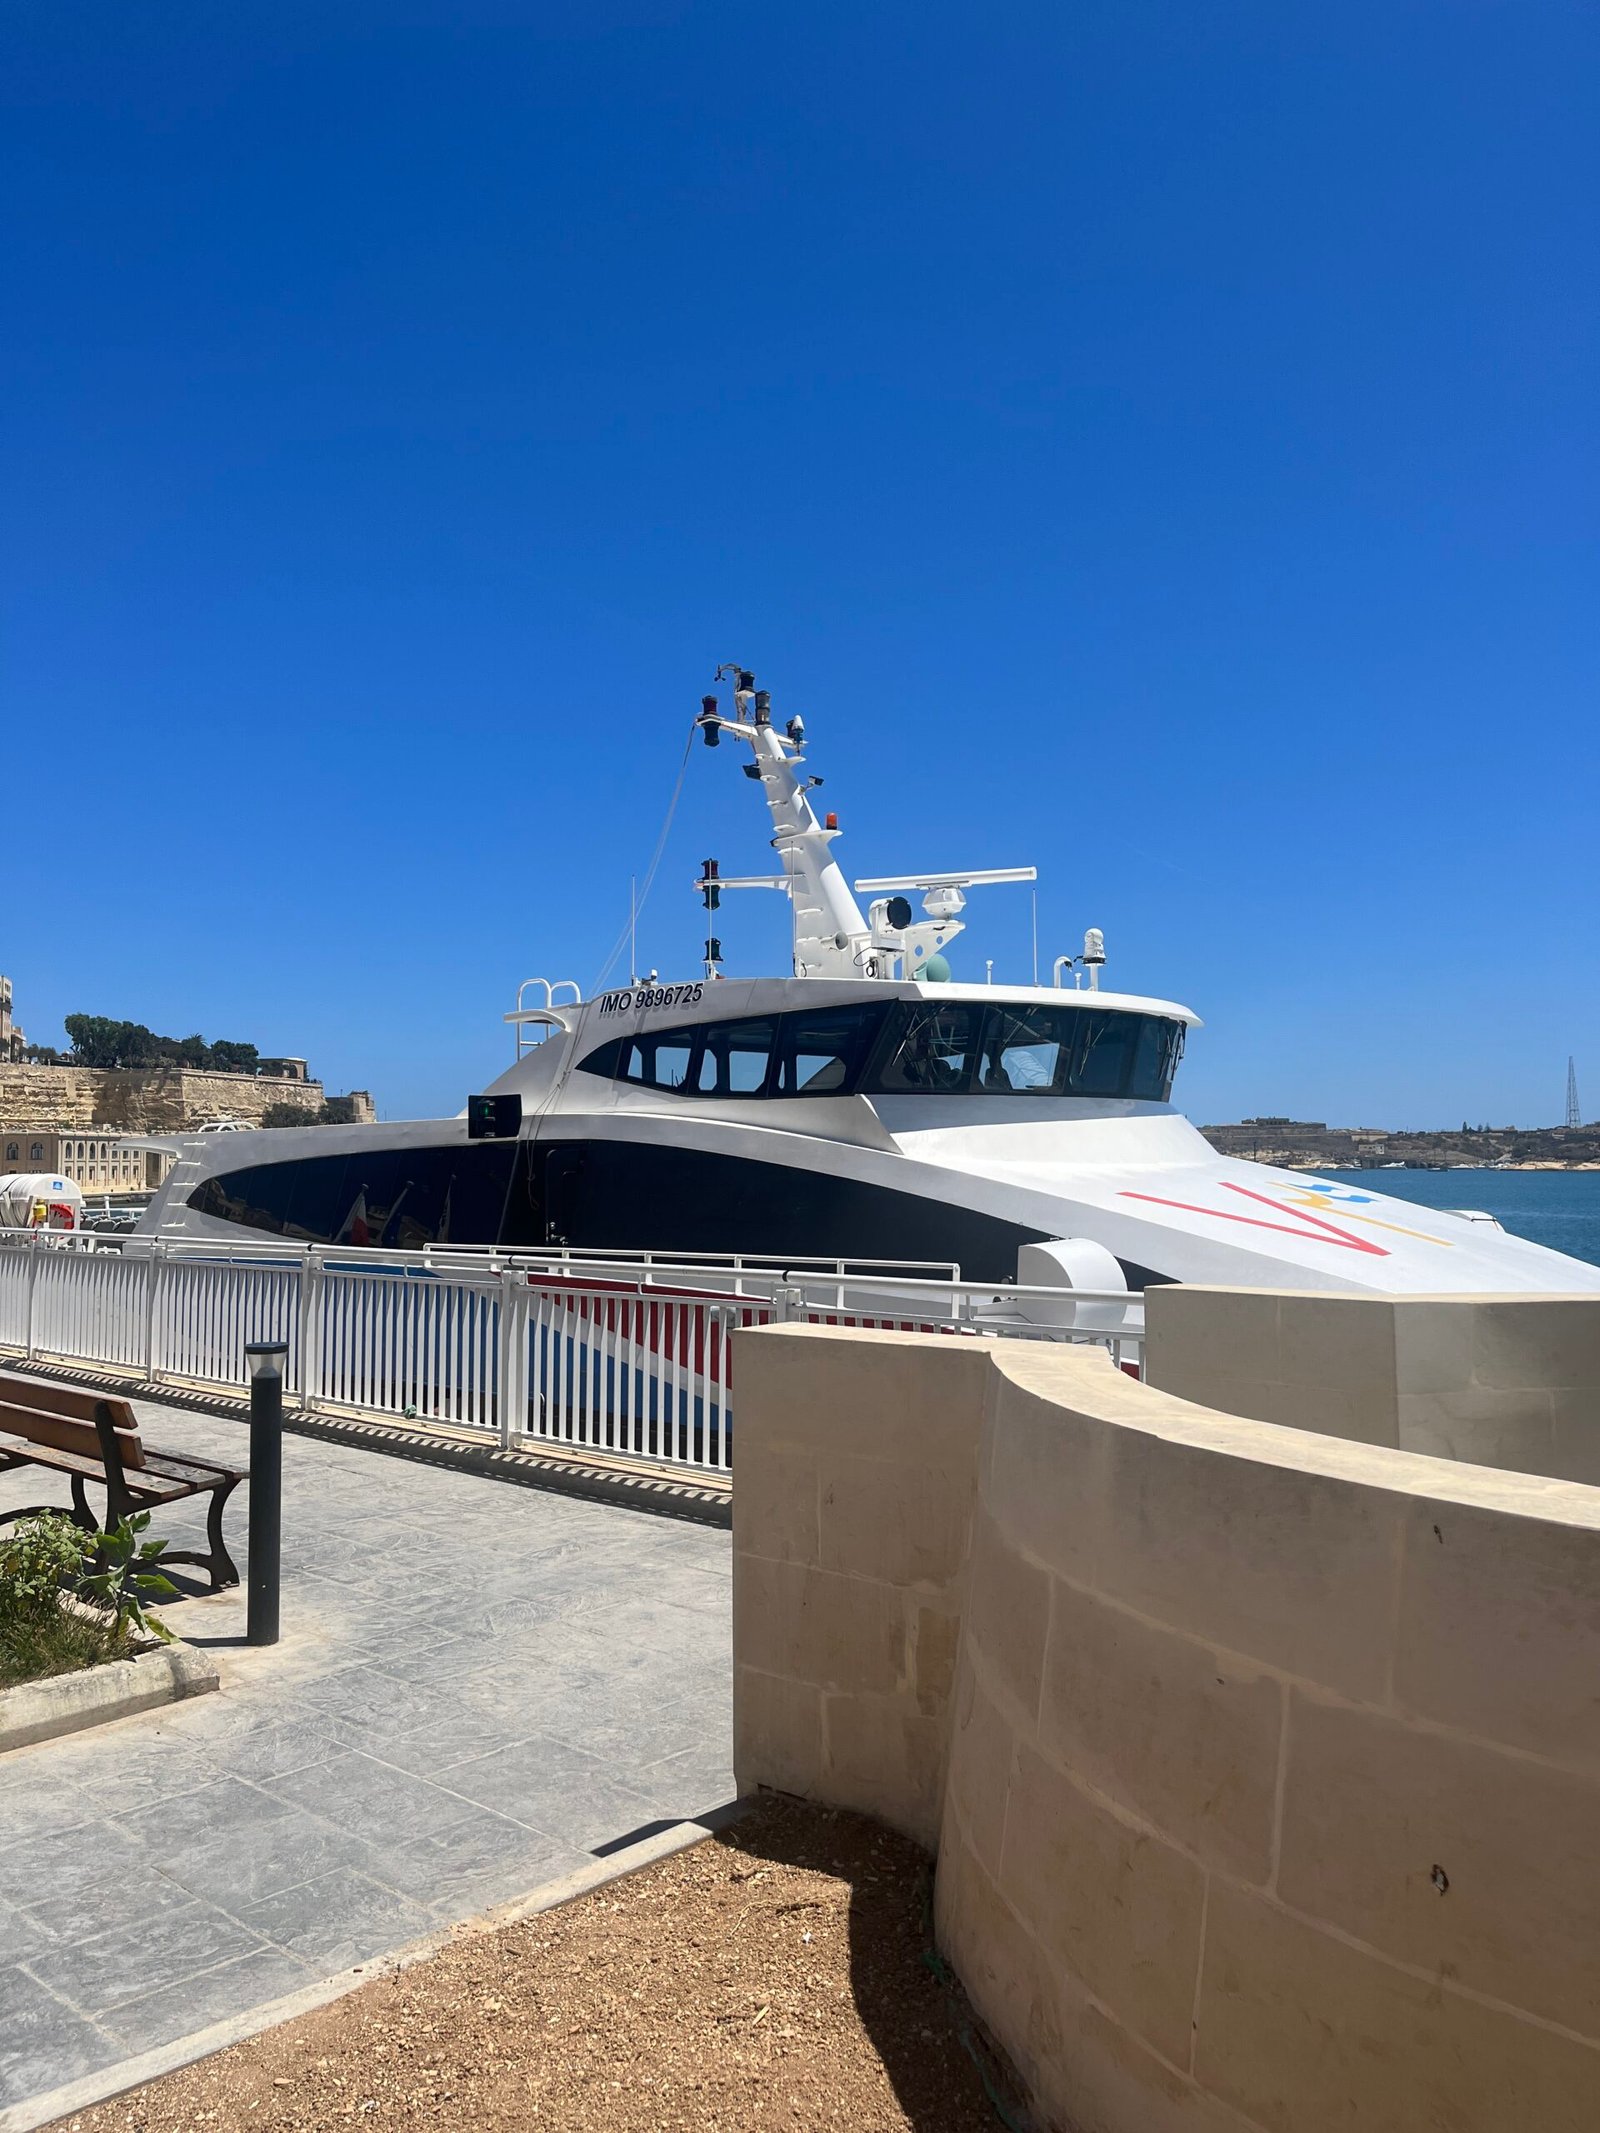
[1145,1286,1600,1483]
[732,1324,1600,2133]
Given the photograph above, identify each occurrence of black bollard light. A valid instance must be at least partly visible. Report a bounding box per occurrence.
[244,1339,288,1646]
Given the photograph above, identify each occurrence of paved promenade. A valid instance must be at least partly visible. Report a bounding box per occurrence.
[0,1395,732,2120]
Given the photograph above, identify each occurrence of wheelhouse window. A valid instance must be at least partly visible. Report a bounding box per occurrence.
[865,1002,1185,1101]
[1132,1014,1186,1101]
[982,1008,1066,1092]
[692,1018,777,1097]
[644,1038,693,1091]
[578,1004,890,1099]
[870,1004,983,1093]
[774,1006,885,1096]
[576,999,1185,1102]
[1071,1009,1139,1098]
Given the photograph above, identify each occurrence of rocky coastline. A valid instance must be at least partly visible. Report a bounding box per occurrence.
[1202,1117,1600,1171]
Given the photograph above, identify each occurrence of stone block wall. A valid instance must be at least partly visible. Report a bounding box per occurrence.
[1146,1285,1600,1483]
[733,1328,991,1845]
[732,1322,1600,2133]
[0,1063,376,1132]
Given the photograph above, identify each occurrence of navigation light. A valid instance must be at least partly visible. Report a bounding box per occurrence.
[468,1093,523,1141]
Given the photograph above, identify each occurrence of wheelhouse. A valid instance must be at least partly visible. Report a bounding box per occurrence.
[577,997,1188,1104]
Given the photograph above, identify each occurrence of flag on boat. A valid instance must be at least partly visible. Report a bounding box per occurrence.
[379,1181,413,1248]
[336,1188,370,1246]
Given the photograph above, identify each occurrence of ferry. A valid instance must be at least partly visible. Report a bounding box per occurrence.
[138,669,1600,1300]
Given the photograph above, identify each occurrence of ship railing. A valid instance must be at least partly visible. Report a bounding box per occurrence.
[509,978,582,1057]
[0,1228,968,1308]
[0,1228,1144,1477]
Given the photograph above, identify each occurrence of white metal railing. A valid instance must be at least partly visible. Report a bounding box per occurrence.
[0,1229,1144,1475]
[509,978,582,1057]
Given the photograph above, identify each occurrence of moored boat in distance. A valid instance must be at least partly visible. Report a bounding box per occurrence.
[139,670,1600,1299]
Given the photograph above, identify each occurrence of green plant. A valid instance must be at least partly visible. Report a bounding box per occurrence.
[0,1512,126,1687]
[260,1101,318,1129]
[0,1509,176,1689]
[61,1013,263,1073]
[78,1513,178,1645]
[0,1511,88,1615]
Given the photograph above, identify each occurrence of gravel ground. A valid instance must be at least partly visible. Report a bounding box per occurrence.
[54,1799,1023,2133]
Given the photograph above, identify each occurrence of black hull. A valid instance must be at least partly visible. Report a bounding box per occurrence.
[186,1134,1053,1284]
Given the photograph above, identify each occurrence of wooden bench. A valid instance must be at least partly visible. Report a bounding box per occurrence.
[0,1373,246,1591]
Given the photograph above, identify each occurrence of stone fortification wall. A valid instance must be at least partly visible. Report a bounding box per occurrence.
[1147,1285,1600,1483]
[732,1323,1600,2133]
[0,1063,359,1131]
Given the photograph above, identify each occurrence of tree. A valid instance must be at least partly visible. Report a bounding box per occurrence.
[61,1016,270,1076]
[119,1024,162,1067]
[64,1016,133,1068]
[206,1040,260,1074]
[260,1102,318,1129]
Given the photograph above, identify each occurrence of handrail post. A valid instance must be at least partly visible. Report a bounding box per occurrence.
[24,1235,39,1361]
[497,1266,528,1450]
[299,1249,324,1414]
[141,1241,161,1388]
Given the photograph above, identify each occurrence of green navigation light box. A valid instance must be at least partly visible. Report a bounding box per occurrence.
[467,1093,522,1140]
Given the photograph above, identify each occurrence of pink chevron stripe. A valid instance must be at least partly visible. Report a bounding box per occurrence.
[1118,1183,1390,1256]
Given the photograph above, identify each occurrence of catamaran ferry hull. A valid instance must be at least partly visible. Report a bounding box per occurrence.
[142,1083,1600,1297]
[134,670,1600,1301]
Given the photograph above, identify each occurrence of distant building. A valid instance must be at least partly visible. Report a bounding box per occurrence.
[0,976,24,1063]
[0,1128,169,1195]
[1200,1117,1392,1167]
[1204,1118,1331,1154]
[0,977,375,1137]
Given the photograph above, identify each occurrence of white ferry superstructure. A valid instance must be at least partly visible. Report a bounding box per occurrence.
[140,669,1600,1299]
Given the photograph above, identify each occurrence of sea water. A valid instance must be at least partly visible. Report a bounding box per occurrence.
[1321,1168,1600,1270]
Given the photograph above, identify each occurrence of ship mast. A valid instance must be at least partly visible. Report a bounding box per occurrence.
[694,667,1035,982]
[695,669,868,978]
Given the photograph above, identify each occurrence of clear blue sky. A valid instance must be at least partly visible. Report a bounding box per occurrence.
[5,2,1595,1129]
